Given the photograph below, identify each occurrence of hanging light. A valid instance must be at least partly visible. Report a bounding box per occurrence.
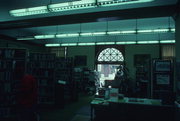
[10,6,49,17]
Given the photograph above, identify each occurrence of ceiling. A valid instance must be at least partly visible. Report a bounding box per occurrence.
[0,0,179,46]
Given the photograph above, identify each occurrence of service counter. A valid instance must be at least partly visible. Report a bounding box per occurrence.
[91,97,175,121]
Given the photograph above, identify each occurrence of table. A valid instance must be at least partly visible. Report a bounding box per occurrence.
[91,97,175,121]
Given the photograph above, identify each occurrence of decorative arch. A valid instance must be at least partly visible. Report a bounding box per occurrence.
[97,48,124,62]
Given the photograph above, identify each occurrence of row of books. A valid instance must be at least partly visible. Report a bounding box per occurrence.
[0,72,12,81]
[29,53,55,60]
[0,49,26,59]
[28,61,55,69]
[29,69,54,78]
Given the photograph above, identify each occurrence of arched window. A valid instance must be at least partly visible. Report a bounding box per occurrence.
[96,47,124,87]
[98,48,124,62]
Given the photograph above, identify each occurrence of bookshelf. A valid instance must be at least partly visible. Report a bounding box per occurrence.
[0,48,26,120]
[55,57,76,105]
[27,53,55,105]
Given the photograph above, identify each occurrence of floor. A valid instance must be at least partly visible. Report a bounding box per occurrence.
[39,95,93,121]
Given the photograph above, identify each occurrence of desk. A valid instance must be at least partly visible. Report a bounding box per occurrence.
[91,97,175,121]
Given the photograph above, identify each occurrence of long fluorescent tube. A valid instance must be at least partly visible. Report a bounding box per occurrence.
[116,41,136,44]
[61,43,77,46]
[45,39,175,47]
[80,32,93,36]
[107,31,121,35]
[19,28,175,40]
[137,30,153,33]
[171,28,175,32]
[121,30,136,34]
[96,42,115,45]
[45,44,60,47]
[78,43,96,46]
[48,1,96,12]
[160,40,175,44]
[56,34,68,38]
[93,32,106,36]
[67,33,79,37]
[153,29,169,32]
[10,6,48,17]
[17,37,35,40]
[98,0,154,7]
[34,35,55,39]
[137,41,159,44]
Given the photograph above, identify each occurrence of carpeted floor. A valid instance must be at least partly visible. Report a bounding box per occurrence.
[71,114,90,121]
[70,105,91,121]
[39,95,93,121]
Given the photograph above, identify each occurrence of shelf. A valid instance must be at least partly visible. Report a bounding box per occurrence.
[0,48,26,119]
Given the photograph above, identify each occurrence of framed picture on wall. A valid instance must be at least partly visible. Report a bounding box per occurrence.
[155,60,171,72]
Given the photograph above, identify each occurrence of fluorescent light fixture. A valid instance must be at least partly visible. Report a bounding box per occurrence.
[67,33,79,37]
[9,0,154,17]
[160,40,175,44]
[96,42,115,45]
[93,32,106,36]
[10,6,48,16]
[45,44,60,47]
[61,43,77,46]
[171,28,175,32]
[78,43,96,46]
[80,32,93,36]
[17,37,35,40]
[125,41,137,44]
[48,0,96,12]
[116,42,126,44]
[34,35,55,39]
[116,41,136,44]
[137,41,159,44]
[153,29,169,33]
[98,0,154,7]
[17,27,175,40]
[121,30,136,34]
[107,31,121,35]
[56,34,68,38]
[137,30,153,33]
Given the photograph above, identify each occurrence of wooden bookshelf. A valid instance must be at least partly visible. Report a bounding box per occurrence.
[27,53,55,106]
[0,48,26,120]
[55,57,77,105]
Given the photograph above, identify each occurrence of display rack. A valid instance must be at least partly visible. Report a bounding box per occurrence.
[0,48,26,120]
[152,59,175,105]
[27,53,55,105]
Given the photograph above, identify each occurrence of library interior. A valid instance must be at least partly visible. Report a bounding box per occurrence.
[0,0,180,121]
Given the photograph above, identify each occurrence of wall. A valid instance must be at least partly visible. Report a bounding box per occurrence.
[125,45,160,80]
[67,45,160,75]
[0,39,47,53]
[67,46,95,70]
[175,10,180,119]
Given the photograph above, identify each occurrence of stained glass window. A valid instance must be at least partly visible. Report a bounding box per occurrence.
[98,48,124,62]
